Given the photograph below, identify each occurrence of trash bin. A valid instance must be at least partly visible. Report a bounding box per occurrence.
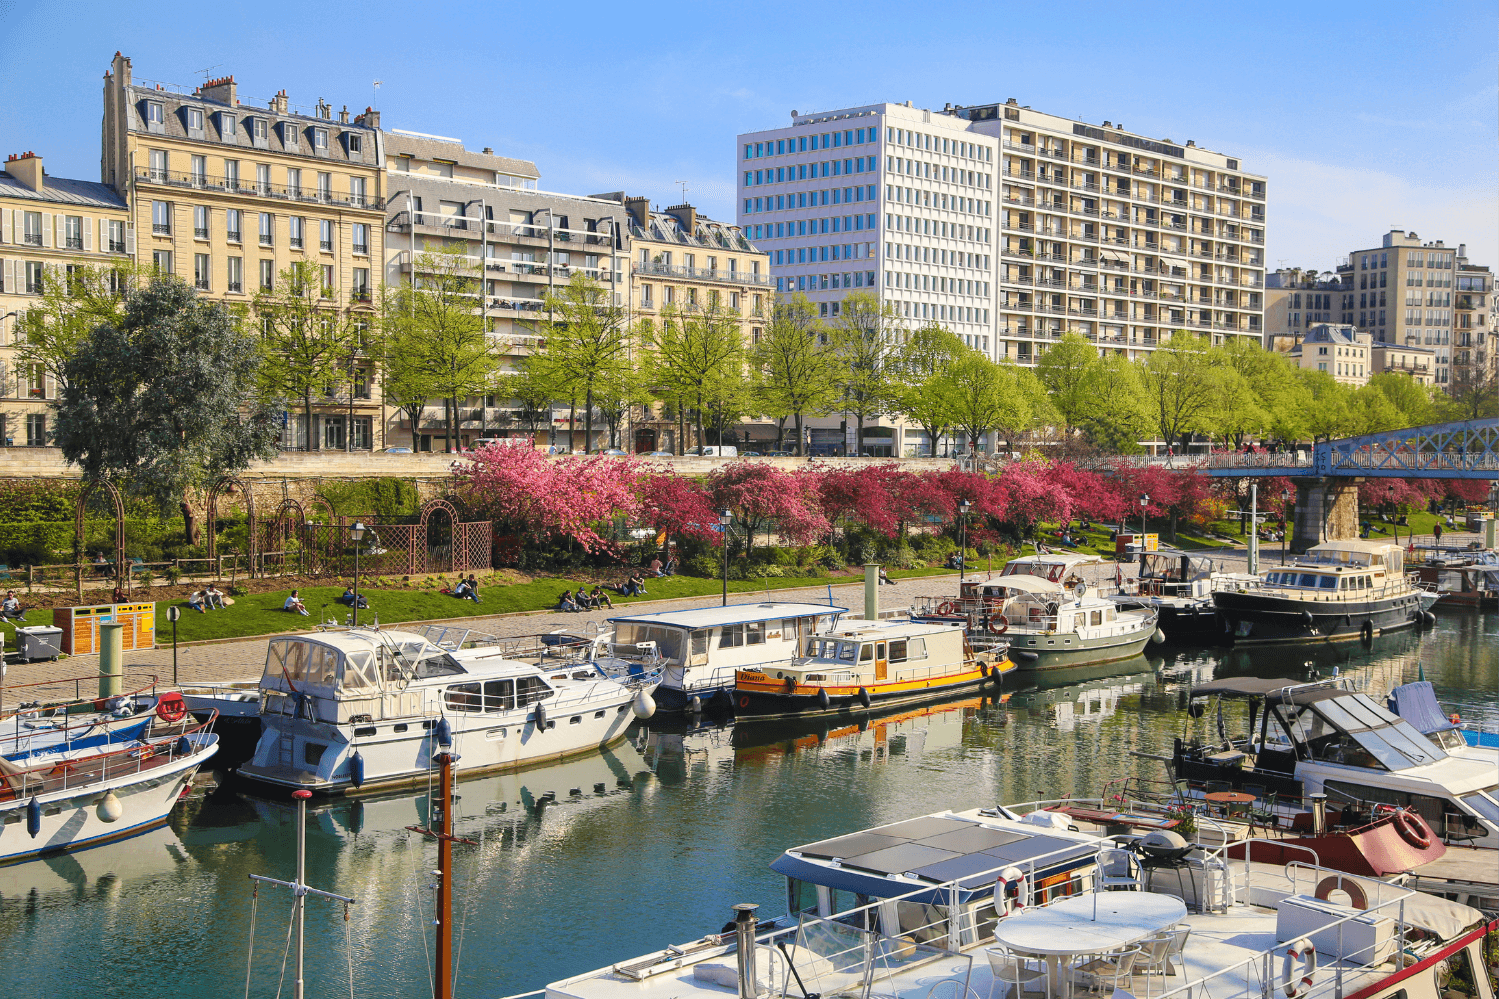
[15,625,63,661]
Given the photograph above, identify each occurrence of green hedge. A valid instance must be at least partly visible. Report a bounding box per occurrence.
[317,478,421,519]
[0,518,192,566]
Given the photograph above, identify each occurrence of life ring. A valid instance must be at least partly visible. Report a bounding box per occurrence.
[738,696,750,708]
[992,614,1009,636]
[1282,939,1317,997]
[1393,809,1431,849]
[936,601,958,616]
[1313,876,1366,910]
[1448,712,1460,724]
[155,692,188,724]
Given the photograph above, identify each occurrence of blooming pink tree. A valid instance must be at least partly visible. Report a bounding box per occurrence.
[452,448,643,553]
[708,464,829,553]
[637,473,719,544]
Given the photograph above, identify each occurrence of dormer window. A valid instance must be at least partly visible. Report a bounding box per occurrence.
[251,117,269,148]
[218,112,237,139]
[346,133,363,155]
[145,101,165,132]
[185,107,204,132]
[313,127,328,152]
[279,122,299,151]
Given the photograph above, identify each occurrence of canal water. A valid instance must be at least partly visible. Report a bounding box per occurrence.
[2,612,1495,999]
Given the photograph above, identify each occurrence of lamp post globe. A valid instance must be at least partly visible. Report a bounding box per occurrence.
[1138,493,1149,539]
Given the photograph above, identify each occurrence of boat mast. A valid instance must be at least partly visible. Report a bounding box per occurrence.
[408,751,474,999]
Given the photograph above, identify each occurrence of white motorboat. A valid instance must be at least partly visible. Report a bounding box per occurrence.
[601,602,847,713]
[236,627,662,795]
[1109,548,1257,642]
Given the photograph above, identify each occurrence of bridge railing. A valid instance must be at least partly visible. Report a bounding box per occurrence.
[1202,450,1312,471]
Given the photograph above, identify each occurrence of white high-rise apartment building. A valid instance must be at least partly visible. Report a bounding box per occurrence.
[737,100,1268,366]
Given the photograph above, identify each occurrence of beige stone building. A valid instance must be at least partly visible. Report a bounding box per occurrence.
[1286,323,1370,386]
[593,196,770,452]
[1333,230,1463,389]
[1263,267,1343,353]
[1453,254,1493,398]
[101,53,387,449]
[0,153,133,446]
[1371,342,1436,386]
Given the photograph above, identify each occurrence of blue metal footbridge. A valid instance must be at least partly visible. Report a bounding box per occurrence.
[1203,418,1499,480]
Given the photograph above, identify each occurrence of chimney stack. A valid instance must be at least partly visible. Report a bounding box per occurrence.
[354,106,380,130]
[339,105,349,124]
[270,89,289,114]
[6,152,43,192]
[623,196,650,229]
[665,203,697,234]
[201,74,236,106]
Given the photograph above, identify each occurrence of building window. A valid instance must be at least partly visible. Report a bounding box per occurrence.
[317,172,332,202]
[226,209,242,243]
[321,264,335,298]
[256,163,272,195]
[347,133,363,154]
[25,413,47,446]
[352,267,370,301]
[313,127,328,151]
[351,223,369,255]
[185,106,204,131]
[22,211,42,246]
[349,177,367,207]
[227,256,243,293]
[319,219,334,251]
[351,416,372,450]
[107,219,125,253]
[259,259,274,291]
[194,205,210,240]
[289,216,304,249]
[259,213,274,246]
[194,253,210,291]
[252,118,269,146]
[24,261,44,293]
[63,215,82,249]
[152,250,173,274]
[225,159,240,191]
[287,168,302,199]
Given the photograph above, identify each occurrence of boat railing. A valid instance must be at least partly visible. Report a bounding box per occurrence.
[1,672,162,721]
[0,711,217,799]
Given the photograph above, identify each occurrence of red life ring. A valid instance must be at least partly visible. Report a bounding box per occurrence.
[1313,876,1366,910]
[992,614,1009,636]
[1392,809,1431,849]
[738,696,750,708]
[1282,940,1317,997]
[155,692,189,724]
[936,601,958,616]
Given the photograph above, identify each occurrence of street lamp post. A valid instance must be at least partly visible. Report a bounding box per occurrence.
[958,498,971,583]
[1281,489,1290,566]
[718,508,732,606]
[1138,493,1150,539]
[349,521,366,626]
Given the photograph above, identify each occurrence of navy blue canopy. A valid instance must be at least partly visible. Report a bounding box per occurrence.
[1387,681,1458,735]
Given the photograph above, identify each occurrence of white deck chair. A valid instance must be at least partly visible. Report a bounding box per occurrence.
[985,946,1049,999]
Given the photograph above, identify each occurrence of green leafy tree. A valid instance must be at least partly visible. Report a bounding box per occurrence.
[1141,333,1216,454]
[1203,366,1269,447]
[893,323,964,456]
[12,259,139,396]
[644,303,743,455]
[498,361,558,444]
[1035,332,1100,431]
[531,272,632,452]
[591,358,651,449]
[1298,369,1357,441]
[995,362,1052,453]
[1363,371,1438,426]
[52,277,279,545]
[829,292,902,452]
[945,351,1014,453]
[1076,353,1151,453]
[751,293,836,454]
[256,259,363,451]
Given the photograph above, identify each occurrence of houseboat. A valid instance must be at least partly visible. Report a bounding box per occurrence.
[914,555,1159,668]
[602,602,846,713]
[1410,550,1499,609]
[1110,548,1256,641]
[1213,539,1439,644]
[732,619,1013,721]
[1175,676,1499,850]
[236,627,660,795]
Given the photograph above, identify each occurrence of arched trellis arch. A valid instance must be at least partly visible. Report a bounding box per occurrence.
[411,498,461,575]
[261,497,309,577]
[205,476,258,571]
[74,477,126,586]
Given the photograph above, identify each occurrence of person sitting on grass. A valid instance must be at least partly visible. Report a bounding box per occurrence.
[459,574,481,603]
[879,566,894,586]
[285,590,309,616]
[629,572,648,596]
[451,577,469,599]
[590,585,614,609]
[649,556,664,577]
[1,591,25,621]
[558,589,580,612]
[186,591,208,613]
[204,582,226,609]
[336,587,370,609]
[575,588,598,610]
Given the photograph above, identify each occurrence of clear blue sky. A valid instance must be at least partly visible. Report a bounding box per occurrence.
[2,0,1494,270]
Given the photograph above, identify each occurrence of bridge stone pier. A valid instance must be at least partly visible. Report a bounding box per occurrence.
[1289,477,1362,553]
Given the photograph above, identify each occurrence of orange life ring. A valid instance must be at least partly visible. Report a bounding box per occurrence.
[992,614,1009,636]
[1392,809,1431,849]
[155,692,188,724]
[936,601,958,616]
[738,696,750,708]
[1313,876,1366,910]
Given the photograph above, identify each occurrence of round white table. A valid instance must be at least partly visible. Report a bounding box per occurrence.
[989,892,1188,998]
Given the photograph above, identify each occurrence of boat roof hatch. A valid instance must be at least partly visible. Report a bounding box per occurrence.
[606,602,847,631]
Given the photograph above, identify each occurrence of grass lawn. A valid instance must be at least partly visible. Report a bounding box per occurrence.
[0,567,959,649]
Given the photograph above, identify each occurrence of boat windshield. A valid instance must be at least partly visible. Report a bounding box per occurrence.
[1277,693,1446,770]
[612,624,686,663]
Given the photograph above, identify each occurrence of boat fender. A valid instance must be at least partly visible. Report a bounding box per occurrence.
[857,687,871,709]
[95,789,123,823]
[817,689,830,709]
[688,695,702,714]
[1151,629,1166,645]
[1300,610,1314,629]
[993,614,1009,636]
[1422,611,1436,627]
[530,704,545,736]
[1281,939,1316,998]
[1360,620,1373,643]
[1012,650,1038,663]
[992,665,1008,687]
[26,797,41,838]
[435,715,455,747]
[783,677,796,694]
[1343,614,1352,625]
[632,690,656,720]
[979,663,989,678]
[1392,809,1431,849]
[1313,876,1366,910]
[1449,712,1461,725]
[349,750,366,789]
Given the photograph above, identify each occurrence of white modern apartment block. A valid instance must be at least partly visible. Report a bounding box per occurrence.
[737,100,1268,366]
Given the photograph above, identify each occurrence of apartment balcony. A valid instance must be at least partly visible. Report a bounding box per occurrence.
[633,260,772,287]
[134,165,383,211]
[1384,361,1431,374]
[1003,194,1036,207]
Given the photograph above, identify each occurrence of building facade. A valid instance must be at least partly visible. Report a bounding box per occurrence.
[0,153,132,446]
[1263,268,1344,353]
[594,195,770,452]
[736,100,1267,368]
[383,132,630,451]
[1286,323,1370,386]
[1452,254,1493,399]
[101,54,387,449]
[1371,342,1437,386]
[1333,230,1462,387]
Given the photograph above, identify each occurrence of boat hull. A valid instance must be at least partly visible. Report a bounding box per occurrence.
[0,734,216,866]
[1213,589,1426,644]
[1005,627,1156,669]
[733,662,1012,722]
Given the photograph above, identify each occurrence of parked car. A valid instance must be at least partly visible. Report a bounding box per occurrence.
[384,446,414,453]
[766,450,793,457]
[647,450,676,457]
[684,445,738,457]
[589,448,628,456]
[740,450,763,457]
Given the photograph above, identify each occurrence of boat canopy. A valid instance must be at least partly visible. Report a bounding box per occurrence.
[973,576,1064,596]
[1387,681,1459,735]
[1189,677,1307,699]
[261,631,464,694]
[1305,539,1404,574]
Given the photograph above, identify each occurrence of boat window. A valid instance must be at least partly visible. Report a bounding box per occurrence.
[281,641,308,680]
[260,691,290,716]
[839,642,856,662]
[908,637,926,660]
[1318,576,1336,589]
[1349,731,1414,770]
[1073,613,1085,630]
[1339,577,1349,589]
[615,625,686,663]
[342,651,378,690]
[1296,573,1319,587]
[484,679,516,711]
[445,682,484,712]
[782,619,798,640]
[719,624,745,648]
[889,639,907,662]
[1090,610,1102,626]
[787,878,818,915]
[1335,696,1388,730]
[1461,793,1499,826]
[894,901,948,945]
[414,652,465,678]
[1106,608,1115,622]
[1314,699,1366,732]
[1381,722,1445,764]
[691,630,709,656]
[1324,779,1452,829]
[860,644,874,662]
[746,621,765,646]
[514,676,554,706]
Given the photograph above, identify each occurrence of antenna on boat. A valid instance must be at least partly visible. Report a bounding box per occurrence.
[406,752,475,999]
[246,790,357,999]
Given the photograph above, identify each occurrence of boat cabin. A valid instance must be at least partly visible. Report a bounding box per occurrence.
[1001,552,1110,586]
[1137,550,1213,600]
[1259,565,1388,593]
[776,621,966,686]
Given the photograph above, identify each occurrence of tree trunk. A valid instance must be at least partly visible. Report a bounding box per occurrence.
[793,412,804,456]
[855,412,865,456]
[695,388,705,456]
[304,395,314,452]
[567,396,577,453]
[584,383,595,454]
[180,498,199,547]
[410,410,421,451]
[443,398,452,453]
